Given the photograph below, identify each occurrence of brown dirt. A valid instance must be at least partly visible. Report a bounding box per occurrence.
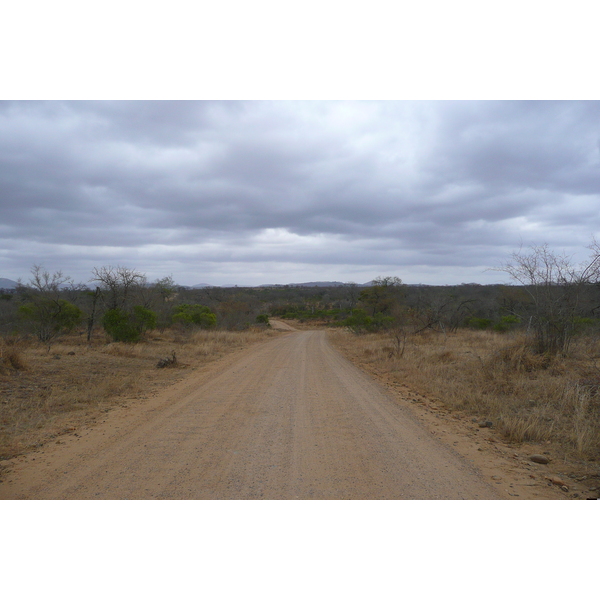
[1,328,512,500]
[268,318,297,331]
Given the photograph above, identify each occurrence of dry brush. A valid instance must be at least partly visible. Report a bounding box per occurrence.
[329,327,600,461]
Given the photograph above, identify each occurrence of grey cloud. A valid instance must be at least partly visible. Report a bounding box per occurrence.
[1,100,599,285]
[425,101,600,195]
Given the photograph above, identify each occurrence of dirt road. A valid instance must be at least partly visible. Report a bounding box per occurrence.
[1,329,500,499]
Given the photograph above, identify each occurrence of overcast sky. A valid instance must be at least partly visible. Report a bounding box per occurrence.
[1,100,599,287]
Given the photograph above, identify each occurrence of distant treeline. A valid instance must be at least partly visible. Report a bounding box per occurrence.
[3,242,600,355]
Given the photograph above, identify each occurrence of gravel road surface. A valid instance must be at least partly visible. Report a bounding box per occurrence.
[1,329,499,499]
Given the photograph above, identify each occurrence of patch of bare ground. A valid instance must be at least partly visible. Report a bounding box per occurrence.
[0,327,278,471]
[271,318,325,331]
[328,328,600,500]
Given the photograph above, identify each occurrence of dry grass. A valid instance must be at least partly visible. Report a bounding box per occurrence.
[329,328,600,461]
[0,338,29,375]
[0,327,277,460]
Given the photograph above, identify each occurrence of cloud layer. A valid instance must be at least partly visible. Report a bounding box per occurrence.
[1,100,599,286]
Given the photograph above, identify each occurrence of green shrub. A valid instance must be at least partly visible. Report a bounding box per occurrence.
[342,309,373,332]
[132,305,157,333]
[102,308,140,342]
[256,314,270,324]
[493,315,521,333]
[18,298,83,342]
[172,304,217,329]
[102,306,158,342]
[466,317,492,330]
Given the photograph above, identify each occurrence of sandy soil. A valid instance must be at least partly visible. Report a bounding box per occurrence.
[0,327,568,500]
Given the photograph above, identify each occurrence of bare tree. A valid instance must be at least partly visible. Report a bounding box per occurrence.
[90,266,147,310]
[17,266,82,347]
[411,294,477,335]
[496,243,600,355]
[27,264,72,293]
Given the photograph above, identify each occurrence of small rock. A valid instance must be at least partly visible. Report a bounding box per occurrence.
[478,421,493,428]
[545,476,568,490]
[52,354,61,360]
[67,351,75,355]
[529,454,550,464]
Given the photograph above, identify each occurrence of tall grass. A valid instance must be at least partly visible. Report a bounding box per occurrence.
[329,328,600,460]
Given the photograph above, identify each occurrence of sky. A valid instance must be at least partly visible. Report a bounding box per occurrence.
[1,99,599,287]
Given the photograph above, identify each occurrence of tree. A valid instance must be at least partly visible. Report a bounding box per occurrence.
[91,265,147,310]
[358,276,404,318]
[82,287,102,342]
[146,276,178,329]
[16,266,83,344]
[344,282,360,314]
[152,276,177,302]
[19,298,82,343]
[496,243,600,355]
[410,292,477,334]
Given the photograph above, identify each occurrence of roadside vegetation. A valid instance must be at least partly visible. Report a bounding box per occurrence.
[327,243,600,465]
[0,264,277,460]
[2,242,600,467]
[329,328,600,461]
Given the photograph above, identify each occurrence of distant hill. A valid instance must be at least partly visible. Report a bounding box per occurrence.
[0,278,18,289]
[191,283,212,288]
[290,281,347,287]
[258,281,364,288]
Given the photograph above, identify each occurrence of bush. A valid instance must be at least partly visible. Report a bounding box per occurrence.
[102,306,157,342]
[172,304,217,329]
[132,305,157,332]
[18,298,83,342]
[256,314,270,324]
[572,316,599,334]
[343,309,373,332]
[493,315,521,333]
[102,308,140,342]
[466,317,493,330]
